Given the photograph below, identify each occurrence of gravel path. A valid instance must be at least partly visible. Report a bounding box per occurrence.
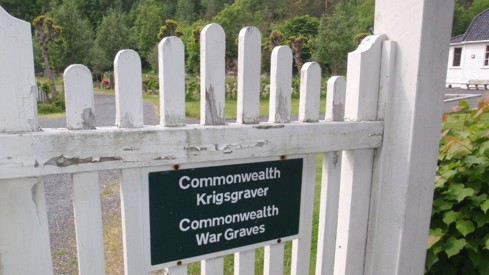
[40,92,158,274]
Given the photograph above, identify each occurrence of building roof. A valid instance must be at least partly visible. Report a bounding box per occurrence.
[451,8,489,43]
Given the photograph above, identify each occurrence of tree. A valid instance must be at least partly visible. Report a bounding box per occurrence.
[312,0,374,75]
[131,0,168,63]
[0,0,50,22]
[288,35,308,73]
[49,0,94,70]
[89,9,132,78]
[157,19,183,39]
[33,15,62,98]
[452,0,489,36]
[280,15,319,73]
[212,0,265,69]
[176,0,195,23]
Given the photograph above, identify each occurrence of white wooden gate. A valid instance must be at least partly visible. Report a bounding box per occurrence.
[0,1,454,275]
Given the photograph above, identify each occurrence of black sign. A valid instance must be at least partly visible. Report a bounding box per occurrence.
[148,158,303,266]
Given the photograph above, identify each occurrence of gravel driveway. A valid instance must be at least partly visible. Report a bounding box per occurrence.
[40,92,158,274]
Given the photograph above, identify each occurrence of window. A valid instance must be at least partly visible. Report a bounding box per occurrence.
[485,45,489,66]
[453,47,462,67]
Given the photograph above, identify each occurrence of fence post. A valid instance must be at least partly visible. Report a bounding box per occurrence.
[0,6,52,275]
[365,1,455,275]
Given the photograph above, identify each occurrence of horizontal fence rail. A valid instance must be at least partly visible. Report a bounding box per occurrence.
[0,4,388,274]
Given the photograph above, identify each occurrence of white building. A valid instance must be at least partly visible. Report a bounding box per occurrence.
[446,8,489,89]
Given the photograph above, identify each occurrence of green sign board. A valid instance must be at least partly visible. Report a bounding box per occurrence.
[148,158,303,266]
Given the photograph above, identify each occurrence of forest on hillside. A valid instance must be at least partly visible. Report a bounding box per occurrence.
[1,0,489,81]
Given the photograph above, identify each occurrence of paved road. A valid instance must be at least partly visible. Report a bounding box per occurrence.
[40,92,158,274]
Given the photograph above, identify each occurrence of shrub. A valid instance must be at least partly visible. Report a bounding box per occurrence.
[427,98,489,274]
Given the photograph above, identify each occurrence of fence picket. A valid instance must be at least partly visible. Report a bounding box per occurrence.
[0,178,53,274]
[264,243,284,275]
[120,168,146,274]
[202,257,224,275]
[315,76,346,275]
[64,65,95,130]
[64,65,105,274]
[334,34,386,275]
[0,5,38,133]
[159,37,185,126]
[166,265,187,275]
[201,23,226,125]
[298,62,321,122]
[115,50,144,128]
[72,172,105,274]
[237,26,261,124]
[269,46,293,123]
[291,154,317,275]
[234,250,255,275]
[114,50,147,273]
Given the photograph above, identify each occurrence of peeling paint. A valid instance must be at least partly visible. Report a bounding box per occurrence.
[333,103,344,121]
[253,125,285,129]
[31,183,41,224]
[275,90,289,123]
[121,112,134,128]
[332,152,339,166]
[34,160,39,167]
[81,108,96,129]
[123,147,139,151]
[44,155,122,167]
[205,85,224,125]
[154,156,176,160]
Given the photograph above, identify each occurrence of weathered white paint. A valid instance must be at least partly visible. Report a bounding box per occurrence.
[72,171,105,274]
[325,76,346,122]
[115,50,144,128]
[166,265,187,275]
[159,37,185,126]
[446,42,489,87]
[344,35,386,122]
[376,41,397,120]
[201,23,226,125]
[334,34,385,275]
[365,1,455,275]
[64,65,95,130]
[0,6,38,133]
[291,154,317,275]
[298,62,321,122]
[315,76,346,275]
[237,26,261,124]
[0,122,383,179]
[234,250,255,275]
[120,168,146,275]
[0,178,52,274]
[202,257,224,275]
[264,243,284,275]
[269,46,293,123]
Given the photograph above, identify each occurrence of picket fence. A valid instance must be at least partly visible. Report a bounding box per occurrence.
[0,1,454,275]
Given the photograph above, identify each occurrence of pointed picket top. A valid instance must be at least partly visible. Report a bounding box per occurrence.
[269,46,293,123]
[115,49,144,128]
[237,26,261,124]
[0,5,39,133]
[64,65,95,130]
[159,37,185,127]
[298,62,321,122]
[201,23,226,125]
[344,34,387,121]
[325,76,346,122]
